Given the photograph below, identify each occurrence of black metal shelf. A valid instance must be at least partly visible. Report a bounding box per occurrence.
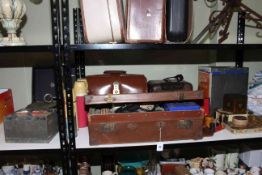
[68,44,262,66]
[71,43,262,51]
[0,45,55,67]
[0,45,53,53]
[0,43,261,54]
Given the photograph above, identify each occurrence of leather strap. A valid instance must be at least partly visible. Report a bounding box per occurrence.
[103,70,126,74]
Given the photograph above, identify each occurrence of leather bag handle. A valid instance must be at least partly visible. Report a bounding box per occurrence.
[103,70,127,74]
[163,74,184,82]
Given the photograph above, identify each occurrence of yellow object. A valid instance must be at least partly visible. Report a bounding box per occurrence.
[204,116,214,128]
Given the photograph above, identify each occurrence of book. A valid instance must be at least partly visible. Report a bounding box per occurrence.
[163,102,200,111]
[0,89,14,123]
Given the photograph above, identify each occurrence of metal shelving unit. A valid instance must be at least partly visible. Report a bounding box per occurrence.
[60,1,262,174]
[1,1,261,175]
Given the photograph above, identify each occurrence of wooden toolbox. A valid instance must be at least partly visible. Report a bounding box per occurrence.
[86,91,204,145]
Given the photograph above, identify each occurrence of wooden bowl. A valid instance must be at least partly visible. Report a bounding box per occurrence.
[232,116,248,128]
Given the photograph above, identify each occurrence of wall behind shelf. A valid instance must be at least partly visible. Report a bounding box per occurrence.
[0,68,32,110]
[0,0,262,110]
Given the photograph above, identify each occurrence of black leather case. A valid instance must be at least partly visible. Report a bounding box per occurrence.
[166,0,190,42]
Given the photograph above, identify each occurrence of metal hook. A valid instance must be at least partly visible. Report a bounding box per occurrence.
[256,31,262,38]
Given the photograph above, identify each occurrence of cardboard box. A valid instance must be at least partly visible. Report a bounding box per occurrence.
[198,66,249,116]
[0,89,14,123]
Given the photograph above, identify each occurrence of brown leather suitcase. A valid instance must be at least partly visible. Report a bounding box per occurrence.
[88,110,204,145]
[86,71,148,95]
[147,74,193,92]
[125,0,165,43]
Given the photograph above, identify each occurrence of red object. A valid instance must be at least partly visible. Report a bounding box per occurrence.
[76,96,88,127]
[0,89,14,123]
[203,98,210,116]
[161,164,177,175]
[215,125,224,132]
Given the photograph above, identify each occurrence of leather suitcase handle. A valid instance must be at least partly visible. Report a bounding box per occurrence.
[163,74,184,82]
[103,70,126,74]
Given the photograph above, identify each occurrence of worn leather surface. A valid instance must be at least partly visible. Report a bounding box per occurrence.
[166,0,193,42]
[86,91,203,105]
[148,80,193,92]
[86,71,147,95]
[80,0,124,43]
[126,0,165,43]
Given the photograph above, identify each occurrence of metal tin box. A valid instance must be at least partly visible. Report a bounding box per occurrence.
[4,109,58,143]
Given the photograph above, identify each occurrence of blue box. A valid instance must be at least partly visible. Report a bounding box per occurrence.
[163,102,200,111]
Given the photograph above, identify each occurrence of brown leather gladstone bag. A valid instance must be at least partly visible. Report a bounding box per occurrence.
[86,70,148,95]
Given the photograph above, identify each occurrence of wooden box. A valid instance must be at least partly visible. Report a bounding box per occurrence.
[86,91,204,145]
[88,110,203,145]
[223,94,247,114]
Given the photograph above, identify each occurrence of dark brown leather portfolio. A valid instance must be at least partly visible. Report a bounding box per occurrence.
[125,0,165,43]
[166,0,193,43]
[86,71,147,95]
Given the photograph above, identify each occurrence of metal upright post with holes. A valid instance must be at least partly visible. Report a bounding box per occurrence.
[60,0,78,174]
[236,12,246,68]
[73,8,85,79]
[50,0,70,174]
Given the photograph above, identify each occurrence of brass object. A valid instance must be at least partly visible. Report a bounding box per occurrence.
[177,120,193,129]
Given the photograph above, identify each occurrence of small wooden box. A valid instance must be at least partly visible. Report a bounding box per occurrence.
[4,109,58,143]
[223,94,247,114]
